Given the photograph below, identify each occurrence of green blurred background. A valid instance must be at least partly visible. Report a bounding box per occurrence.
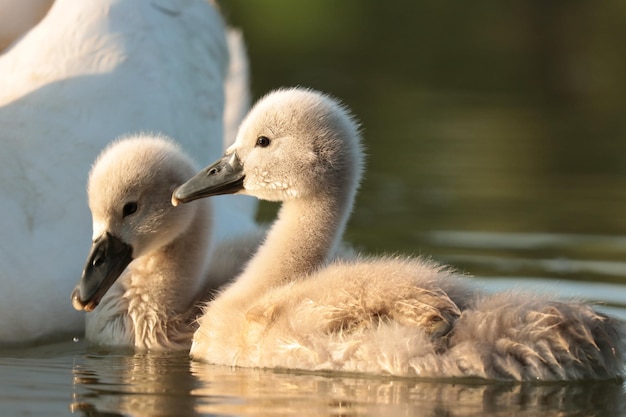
[220,1,626,281]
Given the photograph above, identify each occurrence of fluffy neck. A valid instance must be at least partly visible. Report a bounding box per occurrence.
[88,202,211,350]
[219,185,353,307]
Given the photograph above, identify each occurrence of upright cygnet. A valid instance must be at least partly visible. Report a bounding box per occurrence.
[172,88,467,369]
[72,135,230,350]
[173,88,625,380]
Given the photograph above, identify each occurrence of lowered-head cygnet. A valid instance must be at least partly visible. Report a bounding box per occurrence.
[72,134,214,350]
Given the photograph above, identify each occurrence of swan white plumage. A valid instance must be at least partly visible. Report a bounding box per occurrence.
[173,87,625,381]
[0,0,257,346]
[71,135,259,350]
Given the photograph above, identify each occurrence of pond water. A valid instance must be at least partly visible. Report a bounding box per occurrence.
[2,1,626,416]
[1,339,626,417]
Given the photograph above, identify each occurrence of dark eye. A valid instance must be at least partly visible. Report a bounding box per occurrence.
[122,202,138,218]
[256,136,271,148]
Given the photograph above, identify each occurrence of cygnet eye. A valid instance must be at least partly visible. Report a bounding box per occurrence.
[122,201,138,218]
[255,136,271,148]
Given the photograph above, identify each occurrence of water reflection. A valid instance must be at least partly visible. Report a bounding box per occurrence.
[191,364,626,416]
[69,349,626,417]
[71,350,200,417]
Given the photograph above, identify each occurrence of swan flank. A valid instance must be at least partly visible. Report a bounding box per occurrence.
[71,135,260,350]
[0,0,258,345]
[173,87,626,381]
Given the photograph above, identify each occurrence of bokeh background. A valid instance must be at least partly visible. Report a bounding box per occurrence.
[221,1,626,284]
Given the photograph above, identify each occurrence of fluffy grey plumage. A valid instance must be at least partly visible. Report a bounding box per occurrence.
[174,87,625,380]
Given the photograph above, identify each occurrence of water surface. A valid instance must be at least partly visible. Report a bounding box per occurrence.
[2,339,625,416]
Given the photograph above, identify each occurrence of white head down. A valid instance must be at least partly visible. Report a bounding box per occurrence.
[73,134,208,312]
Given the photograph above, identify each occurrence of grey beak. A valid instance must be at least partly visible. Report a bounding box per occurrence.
[71,232,133,312]
[172,152,245,205]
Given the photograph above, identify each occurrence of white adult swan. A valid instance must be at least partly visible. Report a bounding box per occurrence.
[0,0,257,346]
[173,88,625,381]
[71,135,259,350]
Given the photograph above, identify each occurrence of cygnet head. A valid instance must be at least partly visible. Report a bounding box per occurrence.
[173,87,363,205]
[72,134,204,312]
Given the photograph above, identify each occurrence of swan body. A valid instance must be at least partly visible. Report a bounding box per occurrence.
[173,87,625,380]
[0,0,257,345]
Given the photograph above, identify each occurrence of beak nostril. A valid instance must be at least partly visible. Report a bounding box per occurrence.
[208,167,219,176]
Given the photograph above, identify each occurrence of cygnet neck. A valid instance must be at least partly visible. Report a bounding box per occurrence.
[223,185,353,305]
[124,201,211,327]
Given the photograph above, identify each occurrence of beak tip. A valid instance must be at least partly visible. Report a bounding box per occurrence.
[71,287,86,311]
[171,184,191,206]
